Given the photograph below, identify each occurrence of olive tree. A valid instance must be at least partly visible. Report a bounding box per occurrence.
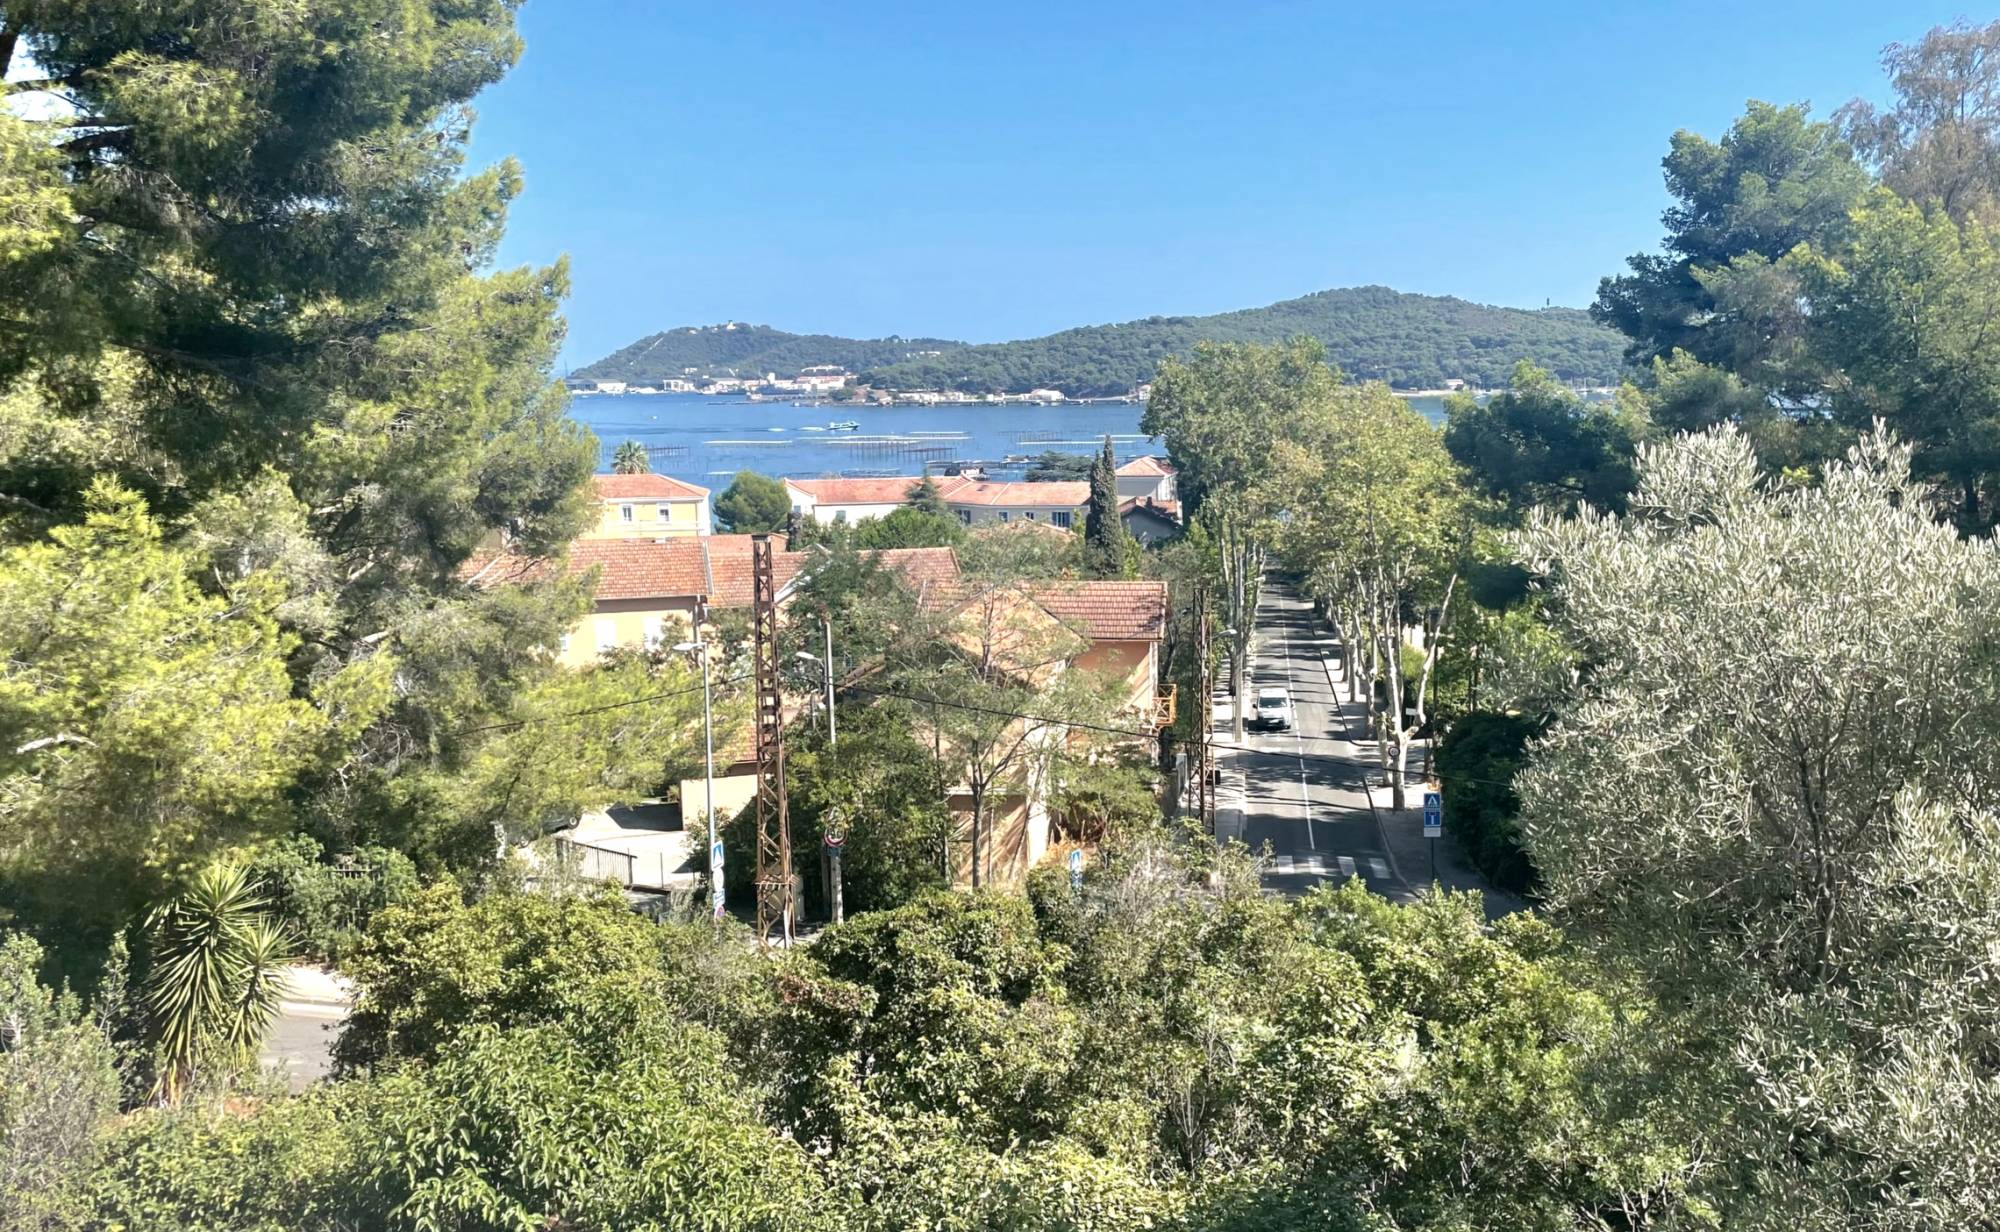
[1513,425,2000,1230]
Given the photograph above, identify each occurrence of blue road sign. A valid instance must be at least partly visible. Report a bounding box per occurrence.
[1422,791,1443,839]
[710,840,726,919]
[1068,848,1084,891]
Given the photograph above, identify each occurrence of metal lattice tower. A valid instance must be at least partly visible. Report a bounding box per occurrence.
[750,535,794,945]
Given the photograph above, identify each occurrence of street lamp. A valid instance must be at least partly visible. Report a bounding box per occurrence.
[794,620,845,924]
[672,636,721,923]
[792,619,836,749]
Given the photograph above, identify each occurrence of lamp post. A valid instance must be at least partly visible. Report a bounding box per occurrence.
[793,618,836,748]
[673,635,720,922]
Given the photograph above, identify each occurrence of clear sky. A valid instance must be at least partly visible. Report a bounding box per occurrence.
[467,0,1978,369]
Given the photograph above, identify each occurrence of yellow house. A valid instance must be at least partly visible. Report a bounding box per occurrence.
[583,473,713,540]
[914,578,1169,888]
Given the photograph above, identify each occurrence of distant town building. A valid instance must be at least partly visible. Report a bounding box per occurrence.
[796,365,854,393]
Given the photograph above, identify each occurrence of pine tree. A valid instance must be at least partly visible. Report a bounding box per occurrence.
[908,476,949,517]
[1084,436,1131,577]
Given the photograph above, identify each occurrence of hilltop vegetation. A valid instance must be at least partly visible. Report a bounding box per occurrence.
[866,286,1625,394]
[575,323,963,383]
[578,286,1627,396]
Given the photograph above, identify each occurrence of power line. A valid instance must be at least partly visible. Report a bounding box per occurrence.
[453,671,751,737]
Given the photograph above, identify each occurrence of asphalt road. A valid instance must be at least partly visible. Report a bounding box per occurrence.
[1226,576,1413,902]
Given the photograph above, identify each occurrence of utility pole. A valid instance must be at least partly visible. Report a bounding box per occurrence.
[673,626,721,924]
[749,535,793,946]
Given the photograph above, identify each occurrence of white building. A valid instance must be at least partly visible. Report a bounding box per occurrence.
[785,477,923,525]
[1114,456,1178,506]
[797,365,854,393]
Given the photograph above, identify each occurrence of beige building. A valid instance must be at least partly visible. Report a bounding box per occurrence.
[584,473,713,540]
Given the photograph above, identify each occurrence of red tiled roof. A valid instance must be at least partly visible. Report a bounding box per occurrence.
[938,478,1090,508]
[1119,496,1182,521]
[1115,456,1175,477]
[786,477,923,505]
[590,473,711,501]
[919,579,1168,643]
[463,535,803,607]
[1030,581,1168,641]
[865,546,961,591]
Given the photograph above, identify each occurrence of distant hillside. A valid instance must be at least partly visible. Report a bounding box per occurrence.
[575,323,965,384]
[863,287,1625,395]
[578,287,1628,395]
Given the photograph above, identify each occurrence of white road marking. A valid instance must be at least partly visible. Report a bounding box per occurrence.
[1337,855,1356,877]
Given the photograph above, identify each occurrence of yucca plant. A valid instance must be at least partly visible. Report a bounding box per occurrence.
[144,862,293,1101]
[610,439,651,475]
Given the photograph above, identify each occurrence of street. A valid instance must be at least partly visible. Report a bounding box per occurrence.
[1217,575,1415,902]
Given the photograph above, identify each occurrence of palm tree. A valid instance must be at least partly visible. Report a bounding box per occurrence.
[611,439,651,475]
[145,862,293,1101]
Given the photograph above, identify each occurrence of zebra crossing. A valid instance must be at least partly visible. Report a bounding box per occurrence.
[1267,853,1391,881]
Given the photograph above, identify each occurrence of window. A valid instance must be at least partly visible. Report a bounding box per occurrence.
[595,618,618,652]
[620,504,634,523]
[656,503,671,521]
[1024,511,1037,522]
[998,511,1011,523]
[642,615,665,648]
[1051,510,1073,529]
[833,509,847,524]
[956,508,972,525]
[558,631,573,654]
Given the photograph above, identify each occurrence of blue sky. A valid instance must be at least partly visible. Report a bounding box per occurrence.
[468,1,1976,368]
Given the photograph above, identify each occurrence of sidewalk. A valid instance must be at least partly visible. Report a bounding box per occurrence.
[1317,624,1525,921]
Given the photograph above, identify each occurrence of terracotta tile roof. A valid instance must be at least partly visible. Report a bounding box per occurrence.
[1028,581,1169,642]
[785,477,922,505]
[573,539,711,600]
[1119,496,1182,520]
[590,473,711,501]
[463,535,803,607]
[919,579,1168,643]
[1115,456,1175,477]
[703,544,807,608]
[938,479,1090,508]
[864,546,961,592]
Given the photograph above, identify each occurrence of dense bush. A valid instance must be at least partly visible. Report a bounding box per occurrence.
[245,834,418,961]
[36,843,1691,1228]
[1434,710,1541,893]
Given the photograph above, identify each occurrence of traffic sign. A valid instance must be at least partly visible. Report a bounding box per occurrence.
[710,840,726,919]
[1068,848,1084,891]
[823,832,845,853]
[1422,791,1443,839]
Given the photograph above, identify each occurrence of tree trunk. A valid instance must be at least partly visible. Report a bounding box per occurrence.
[969,783,984,889]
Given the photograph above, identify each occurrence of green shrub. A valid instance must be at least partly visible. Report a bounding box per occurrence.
[246,834,418,961]
[1433,710,1542,894]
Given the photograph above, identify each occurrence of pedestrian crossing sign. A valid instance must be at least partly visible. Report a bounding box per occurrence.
[1422,791,1442,839]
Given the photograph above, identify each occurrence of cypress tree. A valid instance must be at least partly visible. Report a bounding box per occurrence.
[1084,435,1131,576]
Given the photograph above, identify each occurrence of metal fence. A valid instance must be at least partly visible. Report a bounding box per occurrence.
[551,837,636,887]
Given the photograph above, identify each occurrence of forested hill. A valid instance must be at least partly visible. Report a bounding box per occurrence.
[862,287,1624,394]
[575,323,964,384]
[577,287,1627,395]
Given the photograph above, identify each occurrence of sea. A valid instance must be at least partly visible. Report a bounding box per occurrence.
[566,391,1453,485]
